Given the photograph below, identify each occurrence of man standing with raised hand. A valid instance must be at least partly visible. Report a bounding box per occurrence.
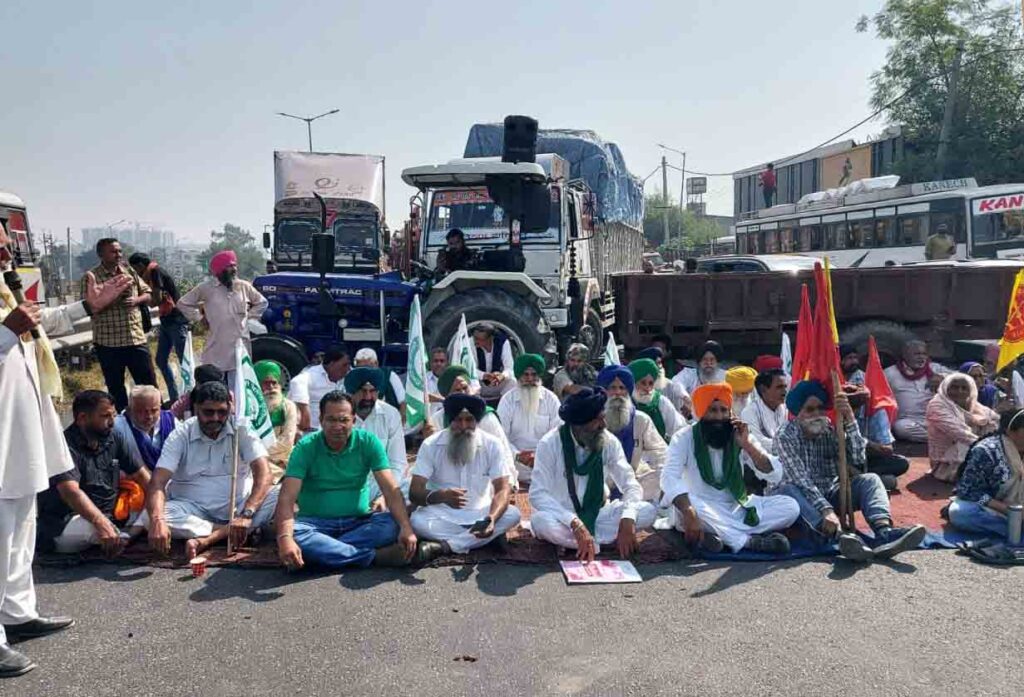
[0,221,130,677]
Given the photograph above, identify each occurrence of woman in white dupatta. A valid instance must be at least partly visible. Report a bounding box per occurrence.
[925,372,998,482]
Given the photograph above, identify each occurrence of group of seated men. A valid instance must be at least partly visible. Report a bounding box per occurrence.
[43,327,969,570]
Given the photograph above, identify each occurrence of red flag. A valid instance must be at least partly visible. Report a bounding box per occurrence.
[807,262,842,398]
[790,284,814,387]
[865,335,898,426]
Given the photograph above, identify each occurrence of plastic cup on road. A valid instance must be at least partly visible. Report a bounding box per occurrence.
[190,556,207,578]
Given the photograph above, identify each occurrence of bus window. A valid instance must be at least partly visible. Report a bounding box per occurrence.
[798,224,822,251]
[824,222,847,250]
[764,228,779,253]
[780,224,796,252]
[898,213,929,245]
[929,198,966,243]
[873,216,895,247]
[736,231,748,254]
[749,231,762,254]
[847,220,868,248]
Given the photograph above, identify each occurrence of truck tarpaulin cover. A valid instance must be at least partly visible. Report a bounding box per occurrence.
[463,125,644,228]
[274,151,385,212]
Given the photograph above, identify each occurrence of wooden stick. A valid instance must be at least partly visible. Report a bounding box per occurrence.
[226,415,241,555]
[831,371,855,531]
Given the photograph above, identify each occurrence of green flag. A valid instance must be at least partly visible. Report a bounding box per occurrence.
[452,313,478,378]
[405,295,428,428]
[603,332,621,367]
[234,340,275,447]
[180,330,196,394]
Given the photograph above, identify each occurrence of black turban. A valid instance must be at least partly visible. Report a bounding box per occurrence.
[698,340,724,361]
[558,386,608,426]
[636,346,665,362]
[443,393,486,422]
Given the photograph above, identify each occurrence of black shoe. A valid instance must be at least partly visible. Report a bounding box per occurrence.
[3,616,74,640]
[698,531,724,554]
[0,645,36,678]
[413,541,446,566]
[744,532,791,556]
[372,543,411,568]
[879,474,899,492]
[872,525,926,560]
[838,533,875,563]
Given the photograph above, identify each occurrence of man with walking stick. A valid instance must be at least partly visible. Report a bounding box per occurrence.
[770,380,925,562]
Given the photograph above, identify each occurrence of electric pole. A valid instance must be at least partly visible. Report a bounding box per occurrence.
[661,155,670,246]
[936,41,964,178]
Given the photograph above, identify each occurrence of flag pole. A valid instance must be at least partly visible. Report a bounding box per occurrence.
[831,370,855,532]
[227,414,240,555]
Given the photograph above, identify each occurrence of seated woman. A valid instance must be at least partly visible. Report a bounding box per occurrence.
[255,360,298,483]
[960,362,999,409]
[925,372,998,482]
[948,409,1024,540]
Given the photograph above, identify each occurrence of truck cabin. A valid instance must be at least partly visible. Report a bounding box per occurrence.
[269,198,382,274]
[402,155,589,277]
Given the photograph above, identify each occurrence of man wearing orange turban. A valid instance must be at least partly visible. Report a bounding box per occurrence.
[660,382,800,556]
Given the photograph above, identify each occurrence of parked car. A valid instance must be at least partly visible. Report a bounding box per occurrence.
[695,254,819,274]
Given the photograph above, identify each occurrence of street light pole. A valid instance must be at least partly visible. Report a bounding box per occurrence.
[276,109,341,152]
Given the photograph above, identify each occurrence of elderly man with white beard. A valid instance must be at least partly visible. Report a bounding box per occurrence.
[633,346,691,418]
[409,394,521,554]
[662,383,799,556]
[529,387,656,561]
[628,358,684,443]
[595,365,667,502]
[0,223,131,677]
[344,367,408,508]
[770,380,926,562]
[674,340,728,395]
[497,353,562,483]
[552,343,598,401]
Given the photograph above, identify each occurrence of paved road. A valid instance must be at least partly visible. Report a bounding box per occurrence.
[11,552,1024,696]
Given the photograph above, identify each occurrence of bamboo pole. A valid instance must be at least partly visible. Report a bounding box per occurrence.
[226,415,241,555]
[831,371,855,531]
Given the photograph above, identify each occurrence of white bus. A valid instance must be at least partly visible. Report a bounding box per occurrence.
[733,177,1024,267]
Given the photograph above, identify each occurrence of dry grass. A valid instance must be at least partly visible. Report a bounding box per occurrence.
[56,333,207,408]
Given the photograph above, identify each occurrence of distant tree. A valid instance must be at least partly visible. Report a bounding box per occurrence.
[857,0,1024,183]
[642,192,722,250]
[198,223,266,280]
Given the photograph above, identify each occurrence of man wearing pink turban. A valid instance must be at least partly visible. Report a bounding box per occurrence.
[177,250,268,380]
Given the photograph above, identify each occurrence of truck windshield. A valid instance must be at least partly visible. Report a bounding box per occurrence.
[426,187,560,247]
[277,219,321,248]
[332,217,378,249]
[971,193,1024,247]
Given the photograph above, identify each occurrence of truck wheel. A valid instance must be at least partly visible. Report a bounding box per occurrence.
[252,334,309,387]
[424,288,548,358]
[840,320,918,367]
[575,307,605,358]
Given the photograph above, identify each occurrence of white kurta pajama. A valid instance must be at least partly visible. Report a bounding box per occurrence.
[355,400,409,501]
[613,409,667,502]
[529,428,656,552]
[429,409,517,487]
[497,386,563,483]
[410,430,521,553]
[661,425,800,552]
[884,364,949,442]
[0,299,86,646]
[739,392,788,455]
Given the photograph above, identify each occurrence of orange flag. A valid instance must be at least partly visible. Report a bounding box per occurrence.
[808,262,842,395]
[790,284,814,387]
[864,335,898,426]
[997,269,1024,372]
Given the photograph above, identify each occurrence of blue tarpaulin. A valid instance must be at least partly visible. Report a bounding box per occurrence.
[464,124,644,229]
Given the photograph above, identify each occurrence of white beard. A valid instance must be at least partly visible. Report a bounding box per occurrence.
[605,396,633,433]
[519,384,541,418]
[447,429,478,466]
[633,390,653,406]
[700,367,719,383]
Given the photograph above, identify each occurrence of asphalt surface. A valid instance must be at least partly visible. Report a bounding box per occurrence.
[8,551,1024,696]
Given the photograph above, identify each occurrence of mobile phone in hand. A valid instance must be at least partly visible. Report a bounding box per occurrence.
[469,519,490,534]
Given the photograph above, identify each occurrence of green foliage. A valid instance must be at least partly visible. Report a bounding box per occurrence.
[642,192,722,250]
[858,0,1024,183]
[198,223,267,280]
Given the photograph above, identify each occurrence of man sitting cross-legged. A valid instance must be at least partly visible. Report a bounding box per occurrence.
[144,380,280,560]
[662,383,799,556]
[497,353,562,483]
[274,391,440,570]
[409,394,521,554]
[529,387,656,561]
[769,380,926,562]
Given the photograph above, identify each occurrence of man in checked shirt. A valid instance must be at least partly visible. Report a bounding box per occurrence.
[769,379,925,563]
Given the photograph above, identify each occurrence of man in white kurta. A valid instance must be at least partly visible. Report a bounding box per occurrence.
[289,347,350,432]
[884,340,948,442]
[739,368,789,455]
[633,346,691,417]
[410,395,521,553]
[529,388,656,560]
[673,339,728,395]
[497,354,562,483]
[596,365,667,502]
[0,242,131,676]
[629,358,684,442]
[662,383,799,555]
[345,367,409,504]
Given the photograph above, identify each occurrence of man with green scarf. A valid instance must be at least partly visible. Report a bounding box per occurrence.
[255,360,298,483]
[629,358,684,442]
[661,383,799,555]
[529,387,656,561]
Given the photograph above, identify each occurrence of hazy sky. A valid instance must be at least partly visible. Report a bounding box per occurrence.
[0,1,891,245]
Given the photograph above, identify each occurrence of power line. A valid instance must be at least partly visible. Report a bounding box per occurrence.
[674,46,1024,179]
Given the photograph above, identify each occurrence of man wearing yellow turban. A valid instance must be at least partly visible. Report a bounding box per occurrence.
[497,354,562,484]
[725,366,758,414]
[661,383,800,555]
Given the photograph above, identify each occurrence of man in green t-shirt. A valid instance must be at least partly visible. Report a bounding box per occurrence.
[274,391,441,570]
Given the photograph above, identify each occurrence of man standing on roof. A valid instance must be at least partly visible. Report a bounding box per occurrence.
[759,163,776,208]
